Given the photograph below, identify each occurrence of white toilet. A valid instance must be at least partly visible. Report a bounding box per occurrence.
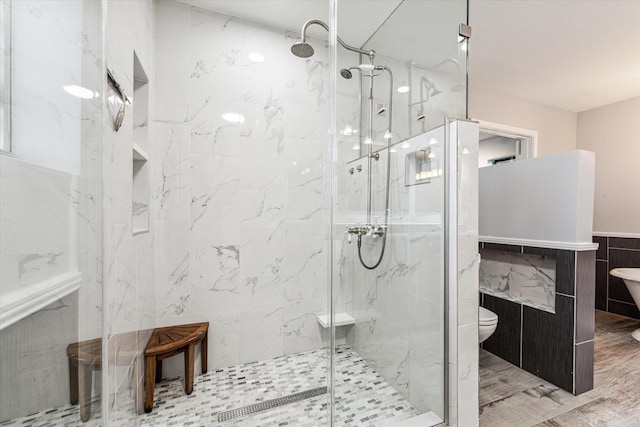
[479,306,498,343]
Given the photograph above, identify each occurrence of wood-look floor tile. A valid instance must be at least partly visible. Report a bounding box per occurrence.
[480,310,640,427]
[479,383,566,427]
[479,363,549,406]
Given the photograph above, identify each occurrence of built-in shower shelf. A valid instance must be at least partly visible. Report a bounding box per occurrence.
[317,313,355,328]
[132,143,148,161]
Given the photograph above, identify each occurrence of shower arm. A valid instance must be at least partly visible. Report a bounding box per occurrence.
[299,20,375,60]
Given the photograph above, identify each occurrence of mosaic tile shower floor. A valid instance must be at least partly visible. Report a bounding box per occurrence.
[1,346,422,427]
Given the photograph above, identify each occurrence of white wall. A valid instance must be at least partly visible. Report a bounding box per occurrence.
[577,96,640,235]
[479,150,596,247]
[470,86,577,156]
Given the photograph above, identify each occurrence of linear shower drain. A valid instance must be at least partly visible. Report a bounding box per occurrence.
[217,386,328,422]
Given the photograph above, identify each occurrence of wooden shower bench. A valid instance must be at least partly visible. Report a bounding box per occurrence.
[144,322,209,413]
[67,330,142,422]
[67,322,208,420]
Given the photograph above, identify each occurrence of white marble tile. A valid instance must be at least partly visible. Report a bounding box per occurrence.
[239,306,284,364]
[409,296,446,417]
[192,244,240,294]
[239,224,284,278]
[240,275,283,312]
[209,332,241,371]
[110,227,138,335]
[480,250,556,313]
[457,323,479,426]
[154,221,190,318]
[154,0,191,123]
[282,298,325,355]
[282,224,326,303]
[282,57,329,141]
[150,122,191,222]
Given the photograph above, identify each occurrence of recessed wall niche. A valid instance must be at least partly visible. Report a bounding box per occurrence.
[132,52,149,235]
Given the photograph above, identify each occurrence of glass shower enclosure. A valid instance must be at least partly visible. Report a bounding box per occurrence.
[0,1,471,426]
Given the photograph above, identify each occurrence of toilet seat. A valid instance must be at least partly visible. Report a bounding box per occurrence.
[479,306,498,326]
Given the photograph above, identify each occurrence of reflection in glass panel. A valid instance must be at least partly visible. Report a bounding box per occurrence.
[0,0,104,424]
[335,1,467,425]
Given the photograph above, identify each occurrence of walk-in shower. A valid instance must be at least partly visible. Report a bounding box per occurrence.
[1,1,474,426]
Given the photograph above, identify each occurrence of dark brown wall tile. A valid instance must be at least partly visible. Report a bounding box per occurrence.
[522,295,574,392]
[523,247,558,257]
[574,340,594,395]
[608,249,640,304]
[593,236,607,260]
[556,251,576,296]
[575,251,595,343]
[608,300,640,320]
[609,237,640,251]
[595,260,608,311]
[482,294,522,367]
[483,243,522,253]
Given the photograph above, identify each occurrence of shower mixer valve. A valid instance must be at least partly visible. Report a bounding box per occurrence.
[345,224,387,243]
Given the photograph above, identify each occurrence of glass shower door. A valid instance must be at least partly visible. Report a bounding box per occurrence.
[331,1,468,425]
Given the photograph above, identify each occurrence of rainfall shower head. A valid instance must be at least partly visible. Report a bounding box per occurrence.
[340,68,353,79]
[291,41,315,58]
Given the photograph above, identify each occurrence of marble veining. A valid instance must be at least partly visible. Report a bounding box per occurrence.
[480,250,556,313]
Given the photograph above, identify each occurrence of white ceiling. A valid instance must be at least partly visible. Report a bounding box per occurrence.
[176,0,640,113]
[469,0,640,113]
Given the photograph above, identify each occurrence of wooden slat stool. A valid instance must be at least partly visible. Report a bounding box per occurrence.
[67,331,141,422]
[144,322,209,413]
[67,338,101,422]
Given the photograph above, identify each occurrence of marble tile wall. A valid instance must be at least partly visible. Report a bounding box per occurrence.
[0,0,104,422]
[152,1,331,375]
[479,249,556,313]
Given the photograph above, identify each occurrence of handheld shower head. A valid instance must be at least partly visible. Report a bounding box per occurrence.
[340,69,353,79]
[291,42,314,58]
